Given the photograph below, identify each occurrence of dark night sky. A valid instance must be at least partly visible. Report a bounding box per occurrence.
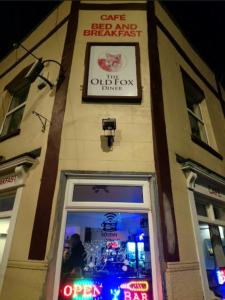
[0,1,225,84]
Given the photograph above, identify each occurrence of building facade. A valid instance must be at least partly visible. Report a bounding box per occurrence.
[0,1,225,300]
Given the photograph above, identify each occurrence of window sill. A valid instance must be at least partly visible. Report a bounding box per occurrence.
[0,129,21,142]
[191,134,223,160]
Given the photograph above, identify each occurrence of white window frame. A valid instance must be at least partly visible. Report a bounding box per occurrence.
[0,187,23,292]
[0,86,29,137]
[187,104,209,144]
[182,69,209,145]
[0,158,36,293]
[186,170,225,300]
[53,177,163,300]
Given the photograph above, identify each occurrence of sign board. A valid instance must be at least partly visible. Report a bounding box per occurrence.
[83,43,142,103]
[60,278,152,300]
[0,174,17,191]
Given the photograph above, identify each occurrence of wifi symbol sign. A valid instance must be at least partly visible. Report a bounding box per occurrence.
[105,213,117,222]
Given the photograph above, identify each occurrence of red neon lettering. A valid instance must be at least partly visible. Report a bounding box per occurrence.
[74,284,83,296]
[141,293,148,300]
[92,285,101,297]
[133,293,141,300]
[83,285,92,297]
[70,284,102,298]
[124,291,132,300]
[63,285,73,297]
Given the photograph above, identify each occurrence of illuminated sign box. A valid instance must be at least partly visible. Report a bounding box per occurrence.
[60,278,152,300]
[82,43,142,103]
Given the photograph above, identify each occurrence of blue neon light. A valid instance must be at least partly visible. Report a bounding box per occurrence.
[110,288,121,300]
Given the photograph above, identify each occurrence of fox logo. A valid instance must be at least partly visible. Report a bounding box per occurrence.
[98,53,122,72]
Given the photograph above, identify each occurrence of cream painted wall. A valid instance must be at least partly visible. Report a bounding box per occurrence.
[0,1,224,300]
[1,265,47,300]
[58,9,154,173]
[46,6,155,265]
[158,25,225,261]
[0,3,70,300]
[156,4,225,299]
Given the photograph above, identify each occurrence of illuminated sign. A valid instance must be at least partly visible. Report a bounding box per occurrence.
[120,281,149,292]
[60,279,151,300]
[217,269,225,285]
[120,281,149,300]
[62,280,102,299]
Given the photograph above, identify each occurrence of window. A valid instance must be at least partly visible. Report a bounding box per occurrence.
[0,83,30,138]
[182,70,208,144]
[195,195,225,299]
[54,178,160,300]
[58,212,152,300]
[73,184,143,203]
[0,193,15,265]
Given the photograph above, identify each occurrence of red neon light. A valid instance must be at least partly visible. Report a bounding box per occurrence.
[217,269,225,285]
[120,281,149,292]
[124,291,149,300]
[63,285,73,297]
[62,283,101,298]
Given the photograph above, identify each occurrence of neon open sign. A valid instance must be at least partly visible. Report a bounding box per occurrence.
[62,281,102,298]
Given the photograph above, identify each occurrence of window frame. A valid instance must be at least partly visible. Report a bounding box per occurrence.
[186,171,225,299]
[181,68,209,145]
[0,83,30,139]
[0,190,18,291]
[53,177,162,300]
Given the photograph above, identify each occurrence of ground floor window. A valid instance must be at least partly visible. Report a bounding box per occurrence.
[195,195,225,299]
[58,211,152,300]
[0,193,15,266]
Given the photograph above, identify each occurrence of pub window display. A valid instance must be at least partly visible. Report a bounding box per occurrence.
[58,212,153,300]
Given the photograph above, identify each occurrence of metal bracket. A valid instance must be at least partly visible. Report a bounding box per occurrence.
[32,111,50,133]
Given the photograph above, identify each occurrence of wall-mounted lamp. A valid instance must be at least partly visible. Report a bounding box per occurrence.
[102,118,116,148]
[13,42,63,90]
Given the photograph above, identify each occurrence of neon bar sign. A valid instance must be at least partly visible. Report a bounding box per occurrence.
[120,281,149,300]
[217,269,225,285]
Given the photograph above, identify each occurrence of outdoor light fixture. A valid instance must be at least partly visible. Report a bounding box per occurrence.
[13,42,63,89]
[102,118,116,148]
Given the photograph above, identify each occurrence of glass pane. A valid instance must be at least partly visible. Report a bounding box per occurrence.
[0,218,10,264]
[203,224,225,299]
[9,84,30,111]
[188,112,208,143]
[199,224,215,270]
[219,227,225,250]
[192,104,203,120]
[58,212,152,300]
[196,202,208,217]
[1,107,25,136]
[214,206,225,222]
[0,194,14,212]
[73,185,143,203]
